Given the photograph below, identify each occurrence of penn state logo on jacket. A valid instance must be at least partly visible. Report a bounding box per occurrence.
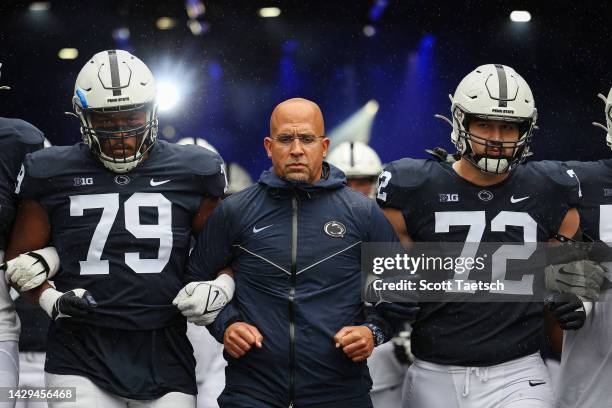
[324,220,346,238]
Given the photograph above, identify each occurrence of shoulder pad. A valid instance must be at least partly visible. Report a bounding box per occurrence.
[528,160,578,189]
[163,142,224,176]
[383,158,435,189]
[0,117,44,145]
[24,144,93,179]
[377,158,436,208]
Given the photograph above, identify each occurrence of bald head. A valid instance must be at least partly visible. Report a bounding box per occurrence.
[264,97,330,184]
[269,98,325,136]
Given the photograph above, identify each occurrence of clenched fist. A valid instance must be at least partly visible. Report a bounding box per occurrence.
[334,326,374,362]
[224,322,263,358]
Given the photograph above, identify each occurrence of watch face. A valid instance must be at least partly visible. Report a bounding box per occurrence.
[374,330,385,347]
[365,324,384,346]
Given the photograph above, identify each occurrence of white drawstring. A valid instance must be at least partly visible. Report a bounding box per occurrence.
[462,366,489,397]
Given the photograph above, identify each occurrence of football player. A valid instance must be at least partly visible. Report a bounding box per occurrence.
[14,138,53,408]
[3,50,227,407]
[326,141,383,198]
[554,87,612,408]
[0,63,45,408]
[377,64,585,408]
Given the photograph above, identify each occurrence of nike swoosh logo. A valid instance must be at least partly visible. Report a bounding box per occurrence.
[510,195,530,203]
[150,179,171,187]
[529,380,546,387]
[210,289,220,306]
[253,224,273,233]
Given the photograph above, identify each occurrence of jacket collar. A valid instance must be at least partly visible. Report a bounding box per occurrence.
[258,162,346,199]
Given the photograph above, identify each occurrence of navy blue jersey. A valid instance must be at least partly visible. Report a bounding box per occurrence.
[377,158,579,366]
[15,297,48,351]
[0,117,44,249]
[17,141,226,330]
[566,160,612,243]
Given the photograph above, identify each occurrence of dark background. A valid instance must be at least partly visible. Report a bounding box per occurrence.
[0,0,610,179]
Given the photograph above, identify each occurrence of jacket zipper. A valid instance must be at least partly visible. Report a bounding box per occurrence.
[288,195,298,408]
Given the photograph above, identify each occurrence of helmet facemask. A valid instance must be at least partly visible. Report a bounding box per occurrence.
[452,108,535,174]
[75,101,158,173]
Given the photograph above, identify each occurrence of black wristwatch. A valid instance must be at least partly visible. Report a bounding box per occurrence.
[362,323,385,347]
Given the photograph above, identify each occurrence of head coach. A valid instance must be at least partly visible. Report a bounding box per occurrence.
[180,98,405,408]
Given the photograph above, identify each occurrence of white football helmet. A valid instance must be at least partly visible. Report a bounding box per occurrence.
[327,141,382,198]
[593,87,612,149]
[449,64,537,173]
[176,137,253,194]
[72,50,158,173]
[177,137,218,153]
[225,162,253,194]
[327,141,383,178]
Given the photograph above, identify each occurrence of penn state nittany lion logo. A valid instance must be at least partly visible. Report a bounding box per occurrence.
[324,221,346,238]
[114,175,131,185]
[478,190,494,202]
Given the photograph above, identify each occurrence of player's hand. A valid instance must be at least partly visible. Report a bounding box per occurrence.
[545,293,587,330]
[334,326,374,362]
[223,322,263,358]
[545,260,606,301]
[2,247,60,292]
[173,274,235,326]
[39,287,97,321]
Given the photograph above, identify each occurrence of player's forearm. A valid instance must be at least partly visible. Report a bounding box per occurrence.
[217,266,234,278]
[21,281,52,305]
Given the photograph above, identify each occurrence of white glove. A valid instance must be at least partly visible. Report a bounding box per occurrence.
[2,247,60,292]
[39,287,97,321]
[545,259,606,301]
[173,274,235,326]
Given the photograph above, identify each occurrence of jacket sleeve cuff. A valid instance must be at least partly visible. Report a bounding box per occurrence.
[207,301,242,344]
[364,312,395,344]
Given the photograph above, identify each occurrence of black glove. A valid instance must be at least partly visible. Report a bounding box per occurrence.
[545,293,586,330]
[392,330,414,365]
[39,288,98,321]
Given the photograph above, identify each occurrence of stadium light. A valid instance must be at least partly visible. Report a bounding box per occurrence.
[510,11,531,23]
[29,2,50,11]
[363,25,376,37]
[327,99,380,145]
[259,7,281,18]
[112,27,130,41]
[188,19,210,35]
[185,0,206,19]
[58,48,78,60]
[156,17,177,30]
[157,81,180,112]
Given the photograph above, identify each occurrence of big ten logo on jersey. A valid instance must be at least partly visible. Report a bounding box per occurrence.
[74,177,94,187]
[439,193,459,202]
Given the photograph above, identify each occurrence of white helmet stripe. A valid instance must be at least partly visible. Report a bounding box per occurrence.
[107,50,122,96]
[349,141,355,168]
[494,64,507,107]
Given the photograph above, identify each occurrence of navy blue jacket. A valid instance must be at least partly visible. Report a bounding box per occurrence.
[187,163,398,407]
